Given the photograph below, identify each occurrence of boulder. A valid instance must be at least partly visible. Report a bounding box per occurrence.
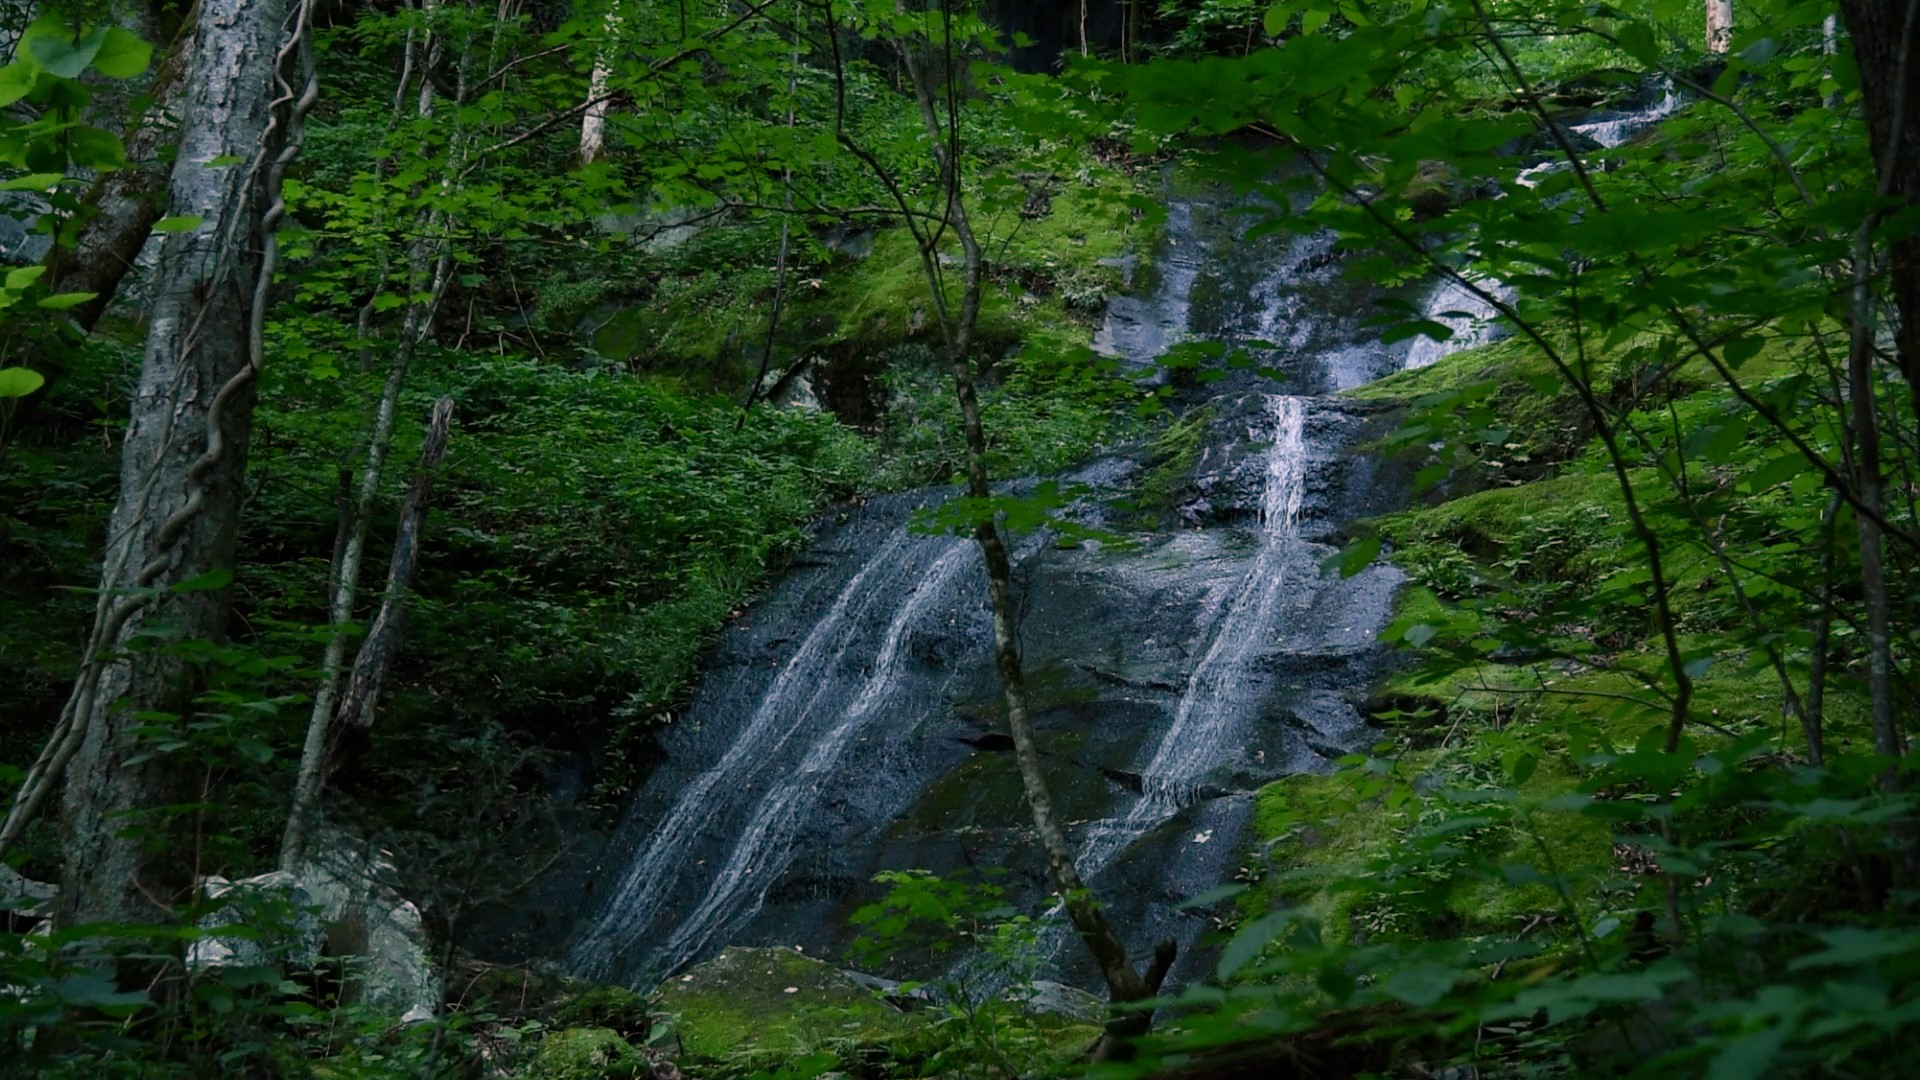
[1017,979,1106,1024]
[188,828,441,1018]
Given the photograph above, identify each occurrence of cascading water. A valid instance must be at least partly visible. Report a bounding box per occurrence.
[1404,277,1515,369]
[570,523,981,983]
[567,171,1507,994]
[1077,396,1308,874]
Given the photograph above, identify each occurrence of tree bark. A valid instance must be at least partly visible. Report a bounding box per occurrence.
[281,30,464,870]
[579,6,621,163]
[52,0,304,927]
[329,396,454,735]
[1839,0,1920,427]
[1705,0,1733,53]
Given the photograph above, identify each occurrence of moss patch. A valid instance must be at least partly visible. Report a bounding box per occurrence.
[654,947,918,1061]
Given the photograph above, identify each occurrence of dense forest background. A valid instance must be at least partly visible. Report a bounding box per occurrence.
[3,0,1919,1076]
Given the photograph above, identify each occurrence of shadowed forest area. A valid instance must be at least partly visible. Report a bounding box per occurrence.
[3,0,1920,1076]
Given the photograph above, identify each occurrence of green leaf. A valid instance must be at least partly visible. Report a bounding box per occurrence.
[0,367,47,398]
[1302,8,1331,33]
[1404,623,1437,647]
[0,62,36,108]
[1323,536,1381,578]
[1384,961,1461,1007]
[91,27,152,79]
[37,291,97,311]
[1217,910,1293,980]
[206,155,246,167]
[4,265,46,291]
[153,215,204,233]
[1263,2,1296,37]
[1708,1026,1786,1080]
[27,23,107,79]
[1176,883,1248,910]
[0,172,64,191]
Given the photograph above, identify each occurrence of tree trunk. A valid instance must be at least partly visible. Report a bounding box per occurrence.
[893,25,1171,1055]
[1838,1,1920,426]
[1705,0,1733,53]
[579,7,621,163]
[330,396,454,734]
[54,0,302,927]
[281,32,464,870]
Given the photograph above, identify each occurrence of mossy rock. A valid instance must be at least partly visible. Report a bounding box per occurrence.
[528,1027,646,1080]
[654,946,918,1060]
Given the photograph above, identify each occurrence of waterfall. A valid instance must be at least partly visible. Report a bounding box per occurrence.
[649,544,975,966]
[571,174,1408,994]
[570,529,974,980]
[1079,395,1308,874]
[1404,277,1514,370]
[1570,79,1681,149]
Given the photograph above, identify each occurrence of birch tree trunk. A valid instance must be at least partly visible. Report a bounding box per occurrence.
[51,0,307,927]
[1706,0,1732,53]
[579,5,621,164]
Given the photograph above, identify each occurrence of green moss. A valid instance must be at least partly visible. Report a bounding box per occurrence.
[655,947,918,1061]
[528,1027,645,1080]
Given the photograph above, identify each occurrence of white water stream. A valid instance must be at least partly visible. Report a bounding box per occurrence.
[570,532,970,977]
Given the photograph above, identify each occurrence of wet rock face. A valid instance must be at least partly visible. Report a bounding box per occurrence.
[567,175,1416,997]
[566,396,1401,993]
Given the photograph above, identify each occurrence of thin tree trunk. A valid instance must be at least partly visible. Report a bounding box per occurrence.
[37,0,312,927]
[280,32,465,870]
[331,397,454,734]
[892,21,1171,1053]
[1835,0,1918,787]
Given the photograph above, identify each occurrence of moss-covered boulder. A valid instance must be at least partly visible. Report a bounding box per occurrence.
[528,1027,646,1080]
[653,947,917,1060]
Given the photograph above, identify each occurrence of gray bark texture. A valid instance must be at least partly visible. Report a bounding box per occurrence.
[58,0,291,928]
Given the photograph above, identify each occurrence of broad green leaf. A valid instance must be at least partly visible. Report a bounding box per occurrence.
[4,265,46,290]
[26,23,107,79]
[0,62,35,108]
[1384,961,1461,1007]
[1323,536,1381,578]
[91,27,152,79]
[0,367,47,398]
[1708,1026,1786,1080]
[1217,910,1293,980]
